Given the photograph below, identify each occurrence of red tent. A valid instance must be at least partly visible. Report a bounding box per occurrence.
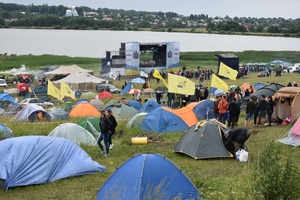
[97,91,113,100]
[16,83,29,92]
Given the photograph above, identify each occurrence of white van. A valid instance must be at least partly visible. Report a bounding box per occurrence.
[283,63,300,73]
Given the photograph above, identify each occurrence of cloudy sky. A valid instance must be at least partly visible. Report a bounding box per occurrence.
[1,0,299,19]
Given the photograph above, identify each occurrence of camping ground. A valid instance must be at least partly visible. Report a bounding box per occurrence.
[1,57,300,199]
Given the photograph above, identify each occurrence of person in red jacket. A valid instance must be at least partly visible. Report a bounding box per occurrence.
[218,95,229,124]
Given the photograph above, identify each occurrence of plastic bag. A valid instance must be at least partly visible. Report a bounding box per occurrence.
[236,149,249,162]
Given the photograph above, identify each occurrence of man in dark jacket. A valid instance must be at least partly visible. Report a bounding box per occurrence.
[227,98,240,129]
[98,110,113,156]
[224,128,252,153]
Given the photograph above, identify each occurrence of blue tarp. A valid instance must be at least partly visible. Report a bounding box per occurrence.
[141,107,188,134]
[139,99,161,113]
[0,136,106,191]
[96,153,199,200]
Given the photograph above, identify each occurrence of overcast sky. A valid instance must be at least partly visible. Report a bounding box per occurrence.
[1,0,299,19]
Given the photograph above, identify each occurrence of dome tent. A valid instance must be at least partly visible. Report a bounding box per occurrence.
[96,153,200,200]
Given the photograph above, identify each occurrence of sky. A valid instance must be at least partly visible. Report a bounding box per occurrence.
[1,0,299,19]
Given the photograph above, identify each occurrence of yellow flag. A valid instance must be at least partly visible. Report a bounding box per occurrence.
[168,73,195,95]
[60,81,76,100]
[218,62,238,80]
[153,68,168,88]
[211,74,229,92]
[47,80,61,100]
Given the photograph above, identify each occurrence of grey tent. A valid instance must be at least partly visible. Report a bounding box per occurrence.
[251,83,285,99]
[174,119,233,159]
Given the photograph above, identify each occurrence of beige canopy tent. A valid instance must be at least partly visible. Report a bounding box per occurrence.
[45,64,93,80]
[53,71,107,91]
[272,87,300,123]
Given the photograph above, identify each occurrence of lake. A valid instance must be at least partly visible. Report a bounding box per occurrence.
[0,29,300,58]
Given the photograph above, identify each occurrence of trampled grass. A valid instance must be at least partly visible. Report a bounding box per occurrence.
[1,55,300,199]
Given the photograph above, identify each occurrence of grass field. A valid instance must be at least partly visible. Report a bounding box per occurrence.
[1,54,300,199]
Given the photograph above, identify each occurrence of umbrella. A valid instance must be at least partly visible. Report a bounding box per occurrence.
[214,89,225,97]
[154,86,168,92]
[129,89,141,94]
[251,83,285,99]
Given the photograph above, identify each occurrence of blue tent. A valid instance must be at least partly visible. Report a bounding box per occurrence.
[0,93,15,103]
[138,99,161,113]
[48,107,69,120]
[141,107,188,134]
[96,153,199,200]
[0,136,106,191]
[0,124,13,140]
[253,82,264,90]
[131,77,146,84]
[190,100,214,119]
[126,100,142,111]
[74,99,88,105]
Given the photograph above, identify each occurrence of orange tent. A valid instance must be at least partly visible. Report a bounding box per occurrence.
[163,107,198,127]
[240,83,252,91]
[69,102,100,117]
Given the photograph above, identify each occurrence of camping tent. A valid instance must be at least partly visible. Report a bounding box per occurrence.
[141,107,191,134]
[253,82,264,91]
[277,116,300,147]
[109,104,138,120]
[0,124,13,140]
[138,99,161,113]
[0,136,105,190]
[80,91,97,100]
[52,71,107,91]
[126,112,148,129]
[48,123,97,146]
[11,104,52,122]
[186,100,214,120]
[251,83,285,99]
[174,120,233,159]
[163,107,198,127]
[126,100,142,111]
[97,91,113,100]
[48,107,69,120]
[77,117,100,137]
[89,98,104,110]
[102,98,129,109]
[272,87,300,123]
[44,64,93,80]
[0,93,15,103]
[96,153,199,200]
[69,102,100,117]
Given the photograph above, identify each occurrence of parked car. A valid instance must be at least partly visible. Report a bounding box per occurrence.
[0,79,8,87]
[96,84,121,93]
[283,63,300,73]
[19,98,54,109]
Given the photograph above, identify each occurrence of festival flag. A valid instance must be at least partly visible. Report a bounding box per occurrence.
[47,80,61,101]
[153,68,168,88]
[218,62,238,80]
[28,83,37,97]
[60,81,76,100]
[211,74,229,92]
[168,73,195,95]
[109,72,117,80]
[140,71,148,78]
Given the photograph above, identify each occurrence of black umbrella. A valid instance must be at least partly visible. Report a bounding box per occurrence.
[154,86,168,93]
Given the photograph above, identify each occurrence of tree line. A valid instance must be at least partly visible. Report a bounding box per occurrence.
[0,3,299,37]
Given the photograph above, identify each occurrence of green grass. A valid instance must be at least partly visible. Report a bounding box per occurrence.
[1,54,300,199]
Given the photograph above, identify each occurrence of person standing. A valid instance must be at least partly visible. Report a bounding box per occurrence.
[228,98,240,129]
[257,95,269,126]
[167,92,174,107]
[267,96,274,126]
[244,96,256,128]
[218,95,229,124]
[155,90,162,104]
[107,109,117,150]
[98,110,113,157]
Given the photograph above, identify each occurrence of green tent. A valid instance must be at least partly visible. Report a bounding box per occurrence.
[110,104,138,120]
[60,101,73,113]
[126,112,147,129]
[77,117,100,137]
[174,119,233,159]
[103,99,129,109]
